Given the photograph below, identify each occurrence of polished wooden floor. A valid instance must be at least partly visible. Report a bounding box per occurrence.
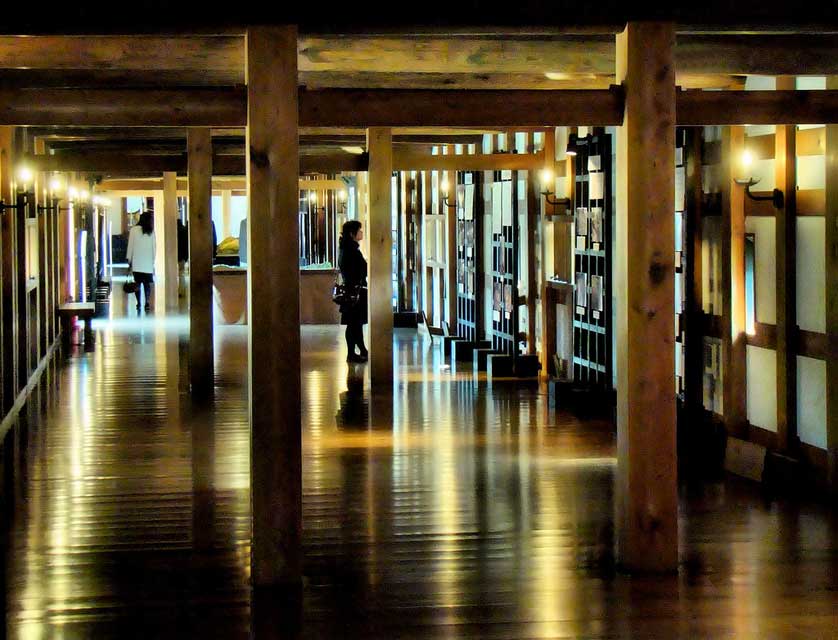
[2,303,837,638]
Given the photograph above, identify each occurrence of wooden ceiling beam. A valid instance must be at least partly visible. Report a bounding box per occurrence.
[21,152,368,176]
[676,90,838,125]
[298,87,625,127]
[6,87,838,130]
[0,88,246,126]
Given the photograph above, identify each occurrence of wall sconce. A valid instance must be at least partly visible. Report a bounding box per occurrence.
[734,150,784,209]
[539,168,572,209]
[308,191,325,213]
[565,133,578,157]
[439,177,458,210]
[17,166,34,191]
[337,189,348,213]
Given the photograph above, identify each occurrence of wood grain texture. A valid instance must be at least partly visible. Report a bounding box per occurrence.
[367,127,394,386]
[246,26,302,585]
[677,90,838,125]
[615,22,678,572]
[0,88,247,127]
[721,126,747,438]
[187,128,213,396]
[299,87,625,127]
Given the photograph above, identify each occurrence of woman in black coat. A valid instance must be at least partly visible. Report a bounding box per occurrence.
[338,220,369,363]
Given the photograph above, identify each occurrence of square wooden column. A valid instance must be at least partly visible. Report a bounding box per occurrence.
[774,77,797,453]
[187,128,214,395]
[162,171,179,310]
[826,77,838,492]
[367,127,394,386]
[0,127,14,413]
[615,22,678,572]
[246,25,302,585]
[721,126,747,437]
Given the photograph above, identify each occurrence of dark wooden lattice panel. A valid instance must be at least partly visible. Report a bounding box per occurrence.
[455,171,482,342]
[675,128,687,398]
[571,134,612,387]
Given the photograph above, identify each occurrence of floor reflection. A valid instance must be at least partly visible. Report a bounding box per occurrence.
[3,311,837,639]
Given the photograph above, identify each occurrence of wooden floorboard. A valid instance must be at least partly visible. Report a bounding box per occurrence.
[2,305,837,638]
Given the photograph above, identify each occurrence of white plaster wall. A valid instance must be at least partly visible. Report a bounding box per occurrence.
[744,216,776,325]
[797,155,825,190]
[746,345,777,432]
[796,217,826,333]
[796,356,827,449]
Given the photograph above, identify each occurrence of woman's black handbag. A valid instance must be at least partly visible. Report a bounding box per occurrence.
[332,274,359,306]
[123,280,137,294]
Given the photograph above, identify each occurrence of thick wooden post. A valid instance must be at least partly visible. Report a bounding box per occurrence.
[247,25,302,585]
[367,127,394,385]
[775,77,797,453]
[721,126,747,437]
[540,129,556,376]
[0,127,13,412]
[615,22,678,572]
[162,172,179,309]
[187,128,213,395]
[684,129,704,413]
[826,77,838,492]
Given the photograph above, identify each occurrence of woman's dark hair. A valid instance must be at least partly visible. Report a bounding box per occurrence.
[138,211,153,235]
[341,220,362,241]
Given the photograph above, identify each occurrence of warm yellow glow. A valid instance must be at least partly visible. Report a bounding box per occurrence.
[309,191,317,204]
[742,150,753,169]
[340,145,365,155]
[49,176,63,193]
[544,71,571,81]
[68,186,79,200]
[440,178,450,193]
[80,190,90,201]
[17,166,33,184]
[338,190,347,202]
[540,168,554,186]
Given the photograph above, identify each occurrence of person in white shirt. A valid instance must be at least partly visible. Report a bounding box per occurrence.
[126,211,156,312]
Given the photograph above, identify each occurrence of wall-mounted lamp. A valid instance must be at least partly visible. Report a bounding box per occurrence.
[734,150,784,209]
[439,177,458,210]
[565,133,578,157]
[308,191,325,213]
[337,189,348,213]
[539,168,572,209]
[17,166,34,190]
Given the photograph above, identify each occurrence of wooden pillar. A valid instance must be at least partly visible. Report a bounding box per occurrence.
[0,127,13,413]
[367,127,394,385]
[615,22,678,572]
[721,126,747,437]
[684,129,704,413]
[163,172,179,310]
[541,129,557,376]
[246,25,302,585]
[826,77,838,492]
[775,77,797,454]
[187,128,213,395]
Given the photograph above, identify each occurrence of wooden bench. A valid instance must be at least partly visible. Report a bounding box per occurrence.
[58,302,96,351]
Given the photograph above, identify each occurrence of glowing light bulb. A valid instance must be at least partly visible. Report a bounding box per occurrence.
[440,178,450,193]
[49,177,63,193]
[309,192,317,204]
[17,166,33,184]
[338,190,347,202]
[68,186,79,200]
[742,150,753,168]
[540,168,554,186]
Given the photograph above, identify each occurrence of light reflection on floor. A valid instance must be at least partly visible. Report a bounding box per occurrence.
[5,307,837,639]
